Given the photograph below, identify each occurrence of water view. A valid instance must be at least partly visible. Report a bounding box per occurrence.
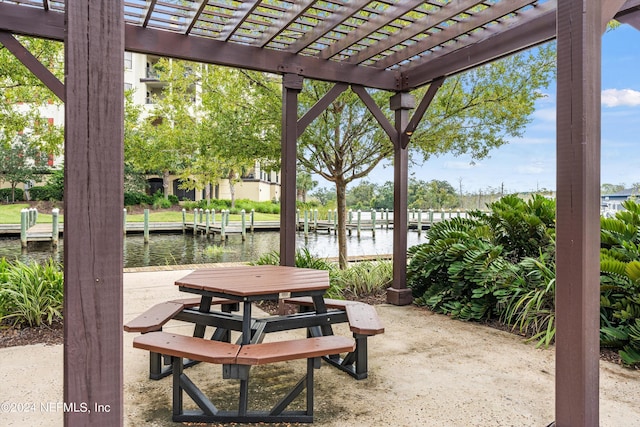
[0,229,427,268]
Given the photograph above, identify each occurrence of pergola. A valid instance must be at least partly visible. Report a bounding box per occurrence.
[1,0,639,425]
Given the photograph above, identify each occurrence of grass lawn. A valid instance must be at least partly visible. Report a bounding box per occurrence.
[0,204,279,224]
[0,204,61,224]
[126,210,279,222]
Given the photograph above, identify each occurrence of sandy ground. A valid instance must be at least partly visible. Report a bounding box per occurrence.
[1,268,640,427]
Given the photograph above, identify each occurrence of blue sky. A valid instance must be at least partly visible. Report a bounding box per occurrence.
[358,23,640,195]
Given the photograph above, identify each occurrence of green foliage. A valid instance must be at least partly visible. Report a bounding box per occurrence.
[408,196,640,364]
[497,255,556,347]
[0,258,64,327]
[408,195,556,334]
[0,188,23,202]
[195,199,280,215]
[253,250,392,300]
[598,199,640,364]
[29,168,64,201]
[153,197,172,209]
[0,135,51,202]
[332,260,393,298]
[124,191,153,206]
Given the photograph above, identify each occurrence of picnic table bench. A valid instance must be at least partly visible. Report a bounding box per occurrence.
[124,297,239,379]
[284,296,384,379]
[133,331,355,423]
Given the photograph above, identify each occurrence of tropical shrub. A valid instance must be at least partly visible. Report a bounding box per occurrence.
[332,260,393,298]
[408,195,556,323]
[0,258,64,327]
[599,200,640,364]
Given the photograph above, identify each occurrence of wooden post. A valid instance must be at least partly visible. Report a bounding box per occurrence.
[193,209,198,235]
[385,208,390,229]
[327,209,332,224]
[181,208,186,233]
[555,1,605,425]
[357,209,361,237]
[417,209,422,236]
[225,209,230,226]
[123,208,127,235]
[205,209,210,235]
[280,74,302,267]
[371,209,376,237]
[64,0,124,423]
[441,209,445,220]
[250,209,255,233]
[313,209,318,230]
[220,210,226,241]
[429,209,434,224]
[211,208,216,225]
[241,209,246,241]
[333,209,337,233]
[303,209,309,237]
[52,208,60,247]
[20,208,28,249]
[143,209,149,244]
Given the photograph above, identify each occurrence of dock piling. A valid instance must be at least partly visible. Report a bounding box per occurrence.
[143,209,150,243]
[52,208,60,247]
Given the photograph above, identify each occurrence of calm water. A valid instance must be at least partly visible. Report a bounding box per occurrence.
[0,229,427,268]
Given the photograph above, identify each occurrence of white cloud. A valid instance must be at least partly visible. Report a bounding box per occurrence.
[532,107,556,122]
[602,88,640,107]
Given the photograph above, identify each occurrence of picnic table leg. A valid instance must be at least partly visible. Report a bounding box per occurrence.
[193,296,212,338]
[241,301,252,345]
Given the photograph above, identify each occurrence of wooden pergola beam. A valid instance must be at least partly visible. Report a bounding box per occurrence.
[0,31,64,101]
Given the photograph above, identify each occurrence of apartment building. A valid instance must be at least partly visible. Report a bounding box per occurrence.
[4,52,281,202]
[126,52,281,202]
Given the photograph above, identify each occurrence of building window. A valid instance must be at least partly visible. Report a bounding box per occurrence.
[124,51,132,70]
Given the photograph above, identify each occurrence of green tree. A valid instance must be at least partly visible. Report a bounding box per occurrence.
[191,67,281,206]
[409,179,459,210]
[347,181,378,209]
[0,135,49,201]
[409,45,556,163]
[298,46,554,268]
[0,37,64,161]
[601,183,625,195]
[372,181,394,210]
[296,171,318,203]
[298,82,392,268]
[310,187,336,206]
[127,59,199,199]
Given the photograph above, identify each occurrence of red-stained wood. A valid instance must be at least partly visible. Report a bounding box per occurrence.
[236,336,355,365]
[123,302,184,333]
[345,304,385,336]
[555,1,602,425]
[133,332,240,364]
[175,266,330,296]
[280,75,303,267]
[388,92,414,306]
[64,1,124,425]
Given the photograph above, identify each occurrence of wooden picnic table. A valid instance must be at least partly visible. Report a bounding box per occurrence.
[175,265,337,345]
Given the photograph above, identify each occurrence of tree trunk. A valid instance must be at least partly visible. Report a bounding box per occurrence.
[204,182,211,202]
[335,179,348,269]
[228,170,236,208]
[162,170,170,199]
